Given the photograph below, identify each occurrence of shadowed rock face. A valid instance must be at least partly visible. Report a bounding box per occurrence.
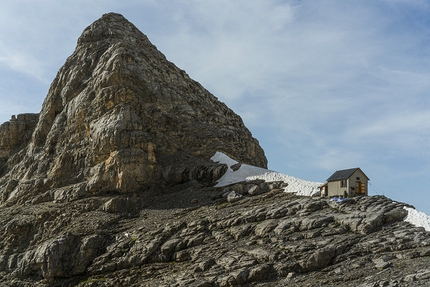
[0,13,266,204]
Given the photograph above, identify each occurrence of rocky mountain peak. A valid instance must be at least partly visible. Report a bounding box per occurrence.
[0,13,267,205]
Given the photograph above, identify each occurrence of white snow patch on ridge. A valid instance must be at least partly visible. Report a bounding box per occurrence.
[210,152,321,196]
[404,207,430,231]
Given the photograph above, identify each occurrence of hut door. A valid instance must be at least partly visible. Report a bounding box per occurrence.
[360,182,366,195]
[356,181,365,195]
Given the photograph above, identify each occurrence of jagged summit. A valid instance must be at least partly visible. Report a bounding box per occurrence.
[0,13,267,205]
[78,13,143,44]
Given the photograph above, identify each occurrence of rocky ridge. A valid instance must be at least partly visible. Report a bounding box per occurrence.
[0,12,429,287]
[0,180,429,286]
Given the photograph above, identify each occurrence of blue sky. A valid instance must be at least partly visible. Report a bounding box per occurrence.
[1,0,430,214]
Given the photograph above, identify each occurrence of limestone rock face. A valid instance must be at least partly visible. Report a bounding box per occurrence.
[0,114,39,176]
[0,13,266,204]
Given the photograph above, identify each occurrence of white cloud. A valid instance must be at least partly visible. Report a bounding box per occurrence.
[0,49,47,82]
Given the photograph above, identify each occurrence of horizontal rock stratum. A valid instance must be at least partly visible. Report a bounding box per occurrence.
[0,13,266,205]
[0,179,429,286]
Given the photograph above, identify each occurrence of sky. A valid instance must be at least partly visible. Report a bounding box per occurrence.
[1,0,430,214]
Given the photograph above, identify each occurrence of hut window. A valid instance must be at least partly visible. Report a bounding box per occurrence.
[340,180,347,187]
[356,177,360,180]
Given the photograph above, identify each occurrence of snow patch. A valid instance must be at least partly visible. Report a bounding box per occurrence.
[404,207,430,231]
[211,151,239,168]
[211,152,322,196]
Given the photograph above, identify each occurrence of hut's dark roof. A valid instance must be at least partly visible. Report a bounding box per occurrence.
[326,168,369,182]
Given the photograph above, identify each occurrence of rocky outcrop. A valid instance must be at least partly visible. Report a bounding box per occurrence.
[0,113,39,176]
[0,182,429,286]
[0,13,266,205]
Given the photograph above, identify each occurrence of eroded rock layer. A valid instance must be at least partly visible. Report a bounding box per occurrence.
[0,184,429,286]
